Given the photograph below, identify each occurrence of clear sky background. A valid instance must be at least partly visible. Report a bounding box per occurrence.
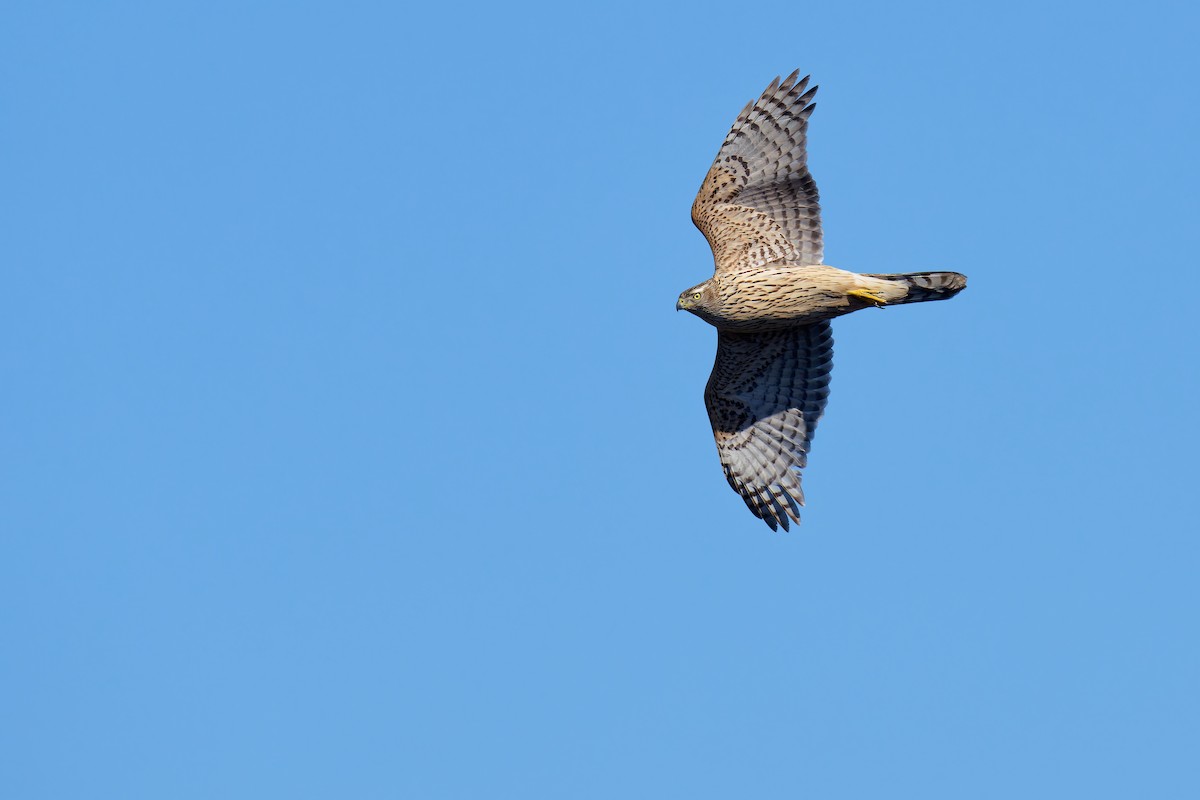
[3,1,1198,797]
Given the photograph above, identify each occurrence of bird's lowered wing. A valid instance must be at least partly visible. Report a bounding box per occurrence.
[691,71,823,274]
[704,323,833,531]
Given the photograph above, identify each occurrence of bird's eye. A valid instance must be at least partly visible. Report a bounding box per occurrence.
[693,292,702,299]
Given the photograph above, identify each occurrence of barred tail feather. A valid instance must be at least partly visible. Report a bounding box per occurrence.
[864,271,967,305]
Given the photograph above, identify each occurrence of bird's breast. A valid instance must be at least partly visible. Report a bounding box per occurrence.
[706,265,859,331]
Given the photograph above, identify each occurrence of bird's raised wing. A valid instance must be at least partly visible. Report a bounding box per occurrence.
[704,323,833,530]
[692,71,823,274]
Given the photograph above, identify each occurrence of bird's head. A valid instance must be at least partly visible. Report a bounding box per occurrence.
[676,280,716,314]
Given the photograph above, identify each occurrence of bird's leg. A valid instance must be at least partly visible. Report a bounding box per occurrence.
[847,288,888,308]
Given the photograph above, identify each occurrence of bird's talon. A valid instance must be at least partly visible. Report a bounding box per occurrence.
[848,289,887,307]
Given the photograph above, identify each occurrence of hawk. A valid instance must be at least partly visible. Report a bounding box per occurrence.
[678,71,966,531]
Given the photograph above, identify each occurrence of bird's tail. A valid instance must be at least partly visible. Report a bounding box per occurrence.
[861,271,968,305]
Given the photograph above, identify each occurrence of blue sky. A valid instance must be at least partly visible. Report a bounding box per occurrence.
[2,1,1198,797]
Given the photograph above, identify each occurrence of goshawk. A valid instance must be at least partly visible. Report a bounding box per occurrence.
[679,71,966,530]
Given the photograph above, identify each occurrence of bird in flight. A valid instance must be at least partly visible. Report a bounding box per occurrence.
[679,71,966,531]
